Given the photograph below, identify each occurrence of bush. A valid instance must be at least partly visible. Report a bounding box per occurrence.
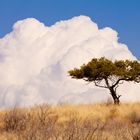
[3,108,28,132]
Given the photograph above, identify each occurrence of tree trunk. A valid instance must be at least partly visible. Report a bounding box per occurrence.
[109,87,120,105]
[104,78,120,105]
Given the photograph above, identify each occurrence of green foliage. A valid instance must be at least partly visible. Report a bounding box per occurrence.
[69,57,140,83]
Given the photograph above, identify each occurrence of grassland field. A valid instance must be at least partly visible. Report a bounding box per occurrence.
[0,103,139,140]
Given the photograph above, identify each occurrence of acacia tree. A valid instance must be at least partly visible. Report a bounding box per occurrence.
[68,57,140,104]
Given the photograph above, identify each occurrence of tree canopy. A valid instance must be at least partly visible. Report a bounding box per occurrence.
[68,57,140,104]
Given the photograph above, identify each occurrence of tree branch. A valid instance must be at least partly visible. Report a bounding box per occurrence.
[104,78,110,88]
[112,78,133,88]
[117,95,121,99]
[114,84,119,92]
[94,81,108,89]
[109,76,117,85]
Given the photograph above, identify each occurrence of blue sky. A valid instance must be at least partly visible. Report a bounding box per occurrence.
[0,0,140,59]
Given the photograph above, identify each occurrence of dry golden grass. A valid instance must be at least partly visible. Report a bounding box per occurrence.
[0,103,139,140]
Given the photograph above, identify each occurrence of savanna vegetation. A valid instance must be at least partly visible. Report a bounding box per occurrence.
[0,103,140,140]
[69,57,140,104]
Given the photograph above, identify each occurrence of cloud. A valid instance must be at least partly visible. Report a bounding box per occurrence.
[0,15,139,107]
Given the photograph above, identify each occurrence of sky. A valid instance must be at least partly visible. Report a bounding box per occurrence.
[0,0,140,59]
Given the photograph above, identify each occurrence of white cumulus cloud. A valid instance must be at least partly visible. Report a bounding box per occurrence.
[0,15,139,107]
